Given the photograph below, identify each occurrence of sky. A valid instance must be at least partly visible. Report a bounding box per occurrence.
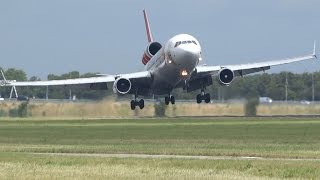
[0,0,320,79]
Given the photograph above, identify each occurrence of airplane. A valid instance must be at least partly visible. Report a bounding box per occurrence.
[1,10,317,110]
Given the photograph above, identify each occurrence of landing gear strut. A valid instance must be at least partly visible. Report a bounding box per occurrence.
[165,95,175,105]
[130,94,144,110]
[196,87,211,104]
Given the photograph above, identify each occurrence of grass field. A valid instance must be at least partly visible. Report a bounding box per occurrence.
[0,117,320,179]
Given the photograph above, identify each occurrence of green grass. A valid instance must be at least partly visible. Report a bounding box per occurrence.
[0,152,319,179]
[0,117,320,179]
[0,118,320,158]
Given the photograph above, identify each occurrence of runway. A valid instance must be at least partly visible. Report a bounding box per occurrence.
[33,152,320,162]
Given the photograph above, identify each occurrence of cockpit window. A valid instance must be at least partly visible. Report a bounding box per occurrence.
[174,41,181,47]
[174,40,197,48]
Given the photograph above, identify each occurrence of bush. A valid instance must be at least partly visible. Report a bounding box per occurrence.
[154,101,167,117]
[9,102,29,117]
[18,102,29,117]
[0,109,8,117]
[245,97,259,116]
[9,108,19,117]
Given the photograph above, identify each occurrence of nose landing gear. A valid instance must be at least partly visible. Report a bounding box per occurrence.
[165,95,175,105]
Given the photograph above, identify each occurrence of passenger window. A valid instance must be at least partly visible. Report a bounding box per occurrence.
[182,41,187,44]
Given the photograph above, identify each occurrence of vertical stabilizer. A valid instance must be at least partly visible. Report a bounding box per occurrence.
[143,9,153,43]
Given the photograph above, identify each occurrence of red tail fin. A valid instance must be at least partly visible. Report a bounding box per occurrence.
[143,9,153,43]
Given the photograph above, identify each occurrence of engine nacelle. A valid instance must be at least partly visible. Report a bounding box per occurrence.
[113,78,132,95]
[141,42,162,65]
[217,68,234,86]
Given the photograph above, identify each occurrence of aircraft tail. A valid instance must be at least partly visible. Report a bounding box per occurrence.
[143,9,153,43]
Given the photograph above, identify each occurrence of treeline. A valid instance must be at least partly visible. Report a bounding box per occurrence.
[174,72,319,101]
[0,68,319,101]
[174,71,319,101]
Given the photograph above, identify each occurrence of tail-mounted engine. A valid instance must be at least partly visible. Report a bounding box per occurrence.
[141,42,162,65]
[113,78,132,95]
[218,68,234,86]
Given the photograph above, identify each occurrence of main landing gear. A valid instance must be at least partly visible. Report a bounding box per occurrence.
[130,94,144,110]
[164,95,175,105]
[196,88,211,104]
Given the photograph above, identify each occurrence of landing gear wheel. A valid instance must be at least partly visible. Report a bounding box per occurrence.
[130,100,136,110]
[204,93,211,103]
[196,93,211,104]
[165,95,175,105]
[138,99,145,109]
[170,96,175,105]
[165,96,170,105]
[130,95,145,110]
[196,94,202,104]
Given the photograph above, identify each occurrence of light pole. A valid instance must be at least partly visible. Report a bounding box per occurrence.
[46,86,48,100]
[312,73,315,102]
[285,72,288,102]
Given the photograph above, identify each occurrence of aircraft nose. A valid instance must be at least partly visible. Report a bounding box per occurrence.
[182,45,200,57]
[173,45,201,66]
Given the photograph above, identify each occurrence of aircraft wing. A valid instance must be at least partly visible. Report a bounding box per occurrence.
[2,76,114,86]
[1,71,152,87]
[194,53,317,78]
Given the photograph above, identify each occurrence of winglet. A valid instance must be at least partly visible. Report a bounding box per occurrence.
[143,9,153,43]
[313,40,317,59]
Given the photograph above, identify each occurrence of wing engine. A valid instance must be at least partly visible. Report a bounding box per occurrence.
[218,68,234,86]
[113,78,132,95]
[141,42,162,65]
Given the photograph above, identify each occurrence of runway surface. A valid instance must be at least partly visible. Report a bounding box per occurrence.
[33,153,320,161]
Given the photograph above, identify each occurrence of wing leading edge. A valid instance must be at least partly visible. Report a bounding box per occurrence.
[1,71,152,87]
[195,50,317,78]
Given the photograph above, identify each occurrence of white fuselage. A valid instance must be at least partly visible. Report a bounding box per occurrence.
[145,34,202,95]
